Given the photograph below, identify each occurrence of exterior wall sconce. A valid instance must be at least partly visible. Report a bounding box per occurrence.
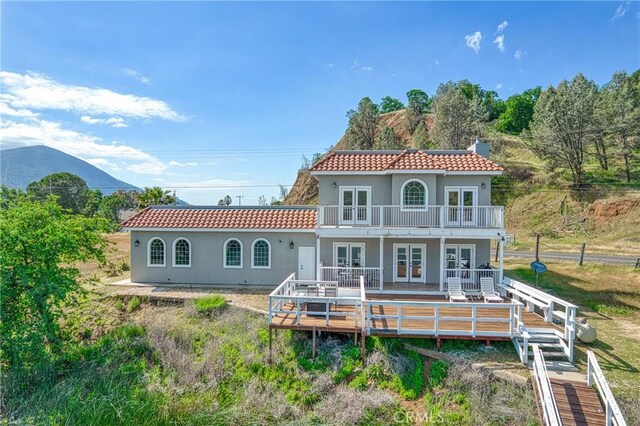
[289,241,295,250]
[481,182,486,189]
[134,240,140,247]
[332,182,337,188]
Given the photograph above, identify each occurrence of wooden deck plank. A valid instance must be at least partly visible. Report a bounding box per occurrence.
[550,379,607,426]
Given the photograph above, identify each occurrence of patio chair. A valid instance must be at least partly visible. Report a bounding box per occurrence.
[324,285,338,312]
[447,277,468,302]
[480,277,503,303]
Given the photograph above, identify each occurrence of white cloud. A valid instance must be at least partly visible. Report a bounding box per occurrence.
[81,115,128,128]
[0,71,183,121]
[85,158,121,171]
[495,83,503,90]
[434,59,441,66]
[350,60,373,72]
[493,35,505,52]
[327,63,335,68]
[465,31,483,53]
[168,160,198,167]
[122,68,150,84]
[360,66,373,72]
[0,118,168,176]
[611,2,630,20]
[496,21,508,33]
[514,49,526,60]
[0,101,40,118]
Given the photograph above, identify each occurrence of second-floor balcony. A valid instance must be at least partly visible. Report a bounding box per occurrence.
[318,205,504,229]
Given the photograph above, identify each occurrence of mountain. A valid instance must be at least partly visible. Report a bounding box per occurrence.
[0,145,139,195]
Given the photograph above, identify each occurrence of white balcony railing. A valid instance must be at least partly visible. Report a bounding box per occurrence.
[320,266,381,289]
[318,205,504,229]
[444,268,499,291]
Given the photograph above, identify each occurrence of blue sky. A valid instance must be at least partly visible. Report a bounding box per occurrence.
[1,1,638,204]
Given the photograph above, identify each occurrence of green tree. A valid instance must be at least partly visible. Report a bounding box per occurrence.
[0,195,109,368]
[26,172,89,214]
[598,70,640,181]
[98,191,136,228]
[495,87,542,134]
[345,97,379,150]
[374,126,403,150]
[83,189,103,217]
[530,73,599,187]
[380,96,405,113]
[412,121,431,150]
[430,82,476,149]
[405,89,429,134]
[135,187,177,210]
[217,195,232,206]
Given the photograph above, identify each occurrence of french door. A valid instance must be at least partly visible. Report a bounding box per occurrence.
[334,243,365,268]
[445,187,477,226]
[445,244,475,285]
[340,187,371,225]
[394,244,426,283]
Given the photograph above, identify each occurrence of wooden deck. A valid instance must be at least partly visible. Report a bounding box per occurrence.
[269,294,559,338]
[550,378,606,425]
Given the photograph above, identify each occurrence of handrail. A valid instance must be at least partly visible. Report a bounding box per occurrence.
[532,345,562,426]
[360,276,366,334]
[587,351,627,426]
[366,299,519,337]
[501,277,577,362]
[320,266,382,289]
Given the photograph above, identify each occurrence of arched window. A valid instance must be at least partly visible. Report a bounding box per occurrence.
[224,238,243,268]
[147,237,165,267]
[251,239,271,269]
[401,179,427,209]
[173,238,191,267]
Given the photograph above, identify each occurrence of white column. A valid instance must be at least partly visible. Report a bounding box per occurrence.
[379,235,384,291]
[439,237,446,291]
[316,236,321,281]
[498,237,504,285]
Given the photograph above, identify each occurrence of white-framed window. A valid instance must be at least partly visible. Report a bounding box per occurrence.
[251,238,271,269]
[173,238,191,267]
[333,242,365,267]
[401,178,427,209]
[147,237,166,267]
[224,238,243,268]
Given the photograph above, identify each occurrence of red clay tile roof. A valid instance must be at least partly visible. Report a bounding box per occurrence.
[121,206,317,230]
[310,150,502,173]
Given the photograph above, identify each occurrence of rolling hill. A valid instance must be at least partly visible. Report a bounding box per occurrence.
[0,145,139,195]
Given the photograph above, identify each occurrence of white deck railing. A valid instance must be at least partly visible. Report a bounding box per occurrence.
[365,299,523,338]
[587,351,627,426]
[444,268,498,291]
[268,273,364,328]
[532,345,562,426]
[318,205,504,229]
[499,277,577,362]
[320,266,382,289]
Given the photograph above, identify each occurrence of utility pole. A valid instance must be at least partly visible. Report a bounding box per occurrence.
[236,195,243,206]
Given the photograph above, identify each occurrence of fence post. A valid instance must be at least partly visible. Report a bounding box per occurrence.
[579,243,586,266]
[635,258,640,270]
[535,233,540,262]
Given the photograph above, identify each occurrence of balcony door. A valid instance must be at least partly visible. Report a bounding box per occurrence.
[445,244,475,285]
[445,187,477,226]
[394,244,426,283]
[340,187,371,225]
[334,243,365,268]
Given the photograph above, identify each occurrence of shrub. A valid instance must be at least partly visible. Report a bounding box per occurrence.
[126,296,141,312]
[429,360,449,388]
[119,260,131,272]
[193,295,227,316]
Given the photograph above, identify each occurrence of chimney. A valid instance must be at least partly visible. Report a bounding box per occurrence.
[467,137,490,158]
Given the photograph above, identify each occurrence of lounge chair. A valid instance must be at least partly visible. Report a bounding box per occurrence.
[480,277,503,303]
[447,277,468,302]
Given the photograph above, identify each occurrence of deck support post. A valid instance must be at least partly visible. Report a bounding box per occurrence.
[436,337,441,350]
[439,237,446,291]
[486,339,491,347]
[268,326,273,365]
[312,327,317,359]
[361,333,366,365]
[379,236,384,291]
[354,331,358,346]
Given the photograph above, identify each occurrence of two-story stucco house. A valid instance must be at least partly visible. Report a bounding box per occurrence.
[122,140,506,291]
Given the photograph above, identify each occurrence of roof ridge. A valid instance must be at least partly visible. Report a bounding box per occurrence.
[309,151,336,171]
[120,206,150,228]
[385,149,411,170]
